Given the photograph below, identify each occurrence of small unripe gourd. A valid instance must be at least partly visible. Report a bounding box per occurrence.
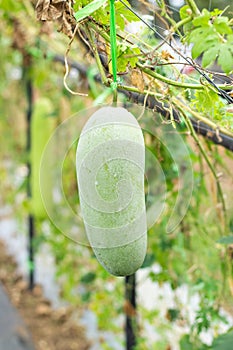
[76,107,147,276]
[31,98,55,218]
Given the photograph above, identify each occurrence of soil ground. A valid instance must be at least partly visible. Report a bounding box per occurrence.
[0,240,90,350]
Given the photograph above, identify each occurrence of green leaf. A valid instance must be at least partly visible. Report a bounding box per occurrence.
[202,46,219,67]
[192,87,220,118]
[0,0,22,12]
[228,34,233,43]
[115,0,139,23]
[230,218,233,233]
[210,8,223,17]
[212,330,233,350]
[213,17,232,35]
[180,5,191,20]
[129,47,141,68]
[191,37,216,59]
[74,0,106,22]
[192,9,211,27]
[217,235,233,245]
[27,47,43,59]
[194,27,217,43]
[167,308,180,321]
[189,27,218,59]
[179,335,208,350]
[81,291,91,302]
[218,45,233,74]
[80,272,96,284]
[189,28,205,43]
[180,335,194,350]
[117,46,140,71]
[116,12,125,30]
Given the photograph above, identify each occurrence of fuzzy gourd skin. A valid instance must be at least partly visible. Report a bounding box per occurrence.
[76,107,147,276]
[92,236,147,276]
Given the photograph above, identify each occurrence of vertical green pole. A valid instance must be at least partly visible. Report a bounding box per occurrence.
[109,0,118,103]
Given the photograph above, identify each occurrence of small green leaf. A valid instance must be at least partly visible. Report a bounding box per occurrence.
[202,46,219,67]
[27,47,43,59]
[218,46,233,74]
[210,8,223,16]
[189,28,205,43]
[180,5,191,20]
[230,218,233,233]
[81,291,91,302]
[115,0,139,23]
[129,47,141,68]
[213,17,232,35]
[80,272,96,284]
[193,9,210,27]
[217,235,233,245]
[116,12,125,30]
[0,0,22,12]
[117,46,140,71]
[228,34,233,43]
[167,308,180,321]
[180,337,193,350]
[192,38,215,59]
[74,0,106,22]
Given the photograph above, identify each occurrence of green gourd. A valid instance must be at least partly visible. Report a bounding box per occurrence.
[76,107,147,276]
[30,98,55,219]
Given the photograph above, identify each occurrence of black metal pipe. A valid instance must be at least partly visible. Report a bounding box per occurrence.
[25,73,35,290]
[125,274,137,350]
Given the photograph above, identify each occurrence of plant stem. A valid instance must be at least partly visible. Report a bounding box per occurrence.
[186,0,200,15]
[84,25,109,86]
[174,98,227,229]
[173,16,193,31]
[137,62,233,91]
[118,83,163,98]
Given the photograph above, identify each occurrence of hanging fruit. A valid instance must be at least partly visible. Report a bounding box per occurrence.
[76,106,147,276]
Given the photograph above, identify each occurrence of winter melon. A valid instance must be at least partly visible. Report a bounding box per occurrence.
[31,98,56,218]
[76,107,147,276]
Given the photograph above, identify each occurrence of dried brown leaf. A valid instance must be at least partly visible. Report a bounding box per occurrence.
[36,0,64,21]
[35,0,76,38]
[131,69,145,91]
[36,0,51,20]
[161,50,174,61]
[58,2,77,38]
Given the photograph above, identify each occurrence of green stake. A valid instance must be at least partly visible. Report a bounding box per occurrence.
[109,0,118,102]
